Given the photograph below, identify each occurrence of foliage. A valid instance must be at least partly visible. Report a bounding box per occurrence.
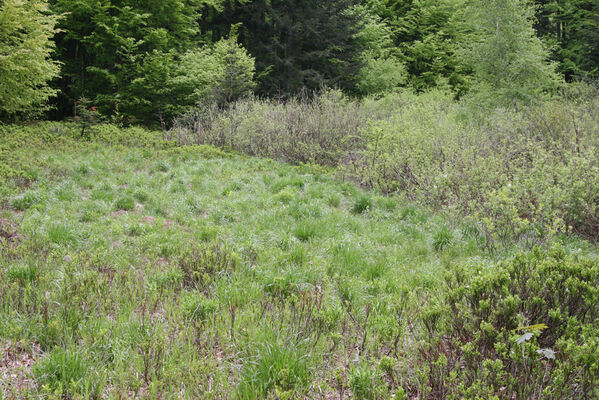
[534,0,599,80]
[73,97,102,137]
[174,34,256,108]
[171,83,599,242]
[348,85,599,242]
[0,123,597,398]
[170,89,365,166]
[202,0,366,96]
[352,7,407,95]
[49,0,222,123]
[410,246,599,398]
[366,0,469,94]
[459,0,562,108]
[0,0,61,117]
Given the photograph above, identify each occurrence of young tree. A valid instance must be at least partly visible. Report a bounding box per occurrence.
[0,0,61,117]
[352,8,407,95]
[173,35,255,107]
[366,0,469,94]
[460,0,561,108]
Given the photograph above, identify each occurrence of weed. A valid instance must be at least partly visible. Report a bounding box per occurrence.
[293,219,322,241]
[7,262,37,284]
[11,191,41,211]
[114,196,135,211]
[32,347,103,398]
[238,337,311,399]
[352,195,373,214]
[432,226,454,252]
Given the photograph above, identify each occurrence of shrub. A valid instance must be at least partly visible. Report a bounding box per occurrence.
[348,86,599,242]
[411,246,599,399]
[170,89,369,166]
[178,242,239,291]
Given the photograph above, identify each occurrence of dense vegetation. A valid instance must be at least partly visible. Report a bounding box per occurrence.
[1,0,598,398]
[0,124,597,399]
[0,0,597,122]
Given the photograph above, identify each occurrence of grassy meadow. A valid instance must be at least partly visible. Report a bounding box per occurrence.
[1,124,598,399]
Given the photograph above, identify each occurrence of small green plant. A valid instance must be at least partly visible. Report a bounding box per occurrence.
[114,196,135,211]
[349,364,385,400]
[133,189,150,203]
[47,223,77,245]
[293,219,322,241]
[432,226,453,252]
[352,195,373,214]
[156,160,170,172]
[326,193,341,208]
[181,292,219,322]
[179,243,239,290]
[238,337,311,399]
[33,347,102,398]
[11,190,40,211]
[7,262,37,284]
[74,97,103,137]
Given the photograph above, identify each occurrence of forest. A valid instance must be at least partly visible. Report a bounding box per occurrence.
[0,0,597,123]
[1,0,599,399]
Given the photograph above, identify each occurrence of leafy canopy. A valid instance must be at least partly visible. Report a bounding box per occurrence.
[0,0,61,116]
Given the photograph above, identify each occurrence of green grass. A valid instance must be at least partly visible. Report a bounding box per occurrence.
[0,130,595,399]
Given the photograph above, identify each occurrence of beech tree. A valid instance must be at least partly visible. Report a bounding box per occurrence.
[0,0,61,116]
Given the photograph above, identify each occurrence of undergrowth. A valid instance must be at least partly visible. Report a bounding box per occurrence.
[0,121,597,398]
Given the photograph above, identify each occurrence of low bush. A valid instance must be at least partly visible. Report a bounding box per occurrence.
[410,246,599,399]
[348,85,599,242]
[169,90,369,166]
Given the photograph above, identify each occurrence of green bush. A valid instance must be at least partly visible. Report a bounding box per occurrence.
[349,86,599,242]
[412,246,599,398]
[170,89,367,166]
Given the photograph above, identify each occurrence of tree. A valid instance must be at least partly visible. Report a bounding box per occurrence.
[365,0,469,94]
[352,8,407,95]
[173,34,255,107]
[534,0,599,80]
[49,0,222,123]
[460,0,561,108]
[201,0,365,96]
[0,0,61,117]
